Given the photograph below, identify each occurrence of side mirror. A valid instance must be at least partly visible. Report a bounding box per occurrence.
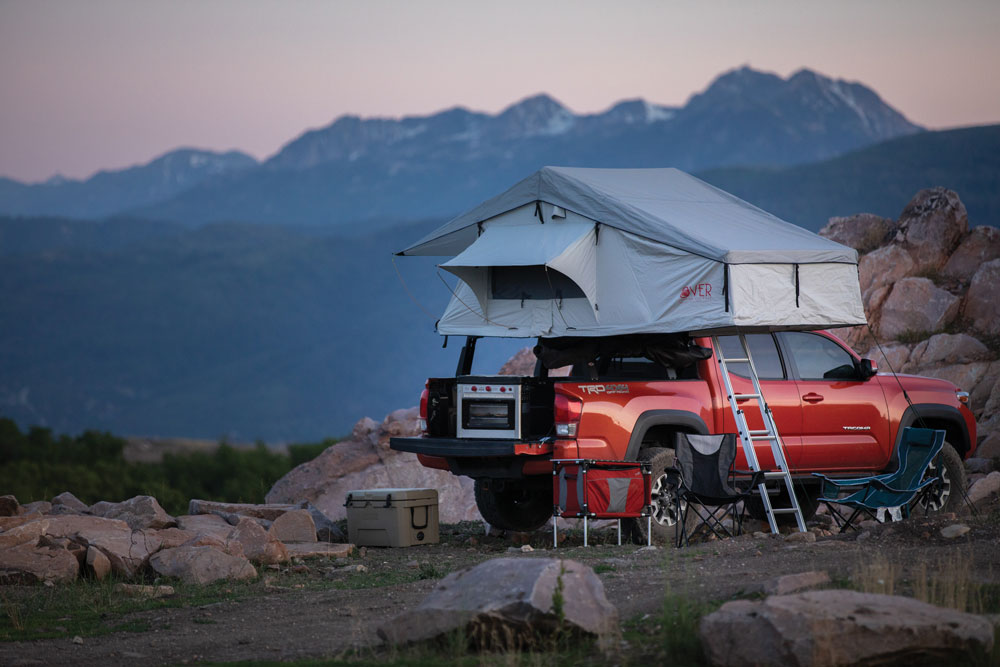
[858,358,878,380]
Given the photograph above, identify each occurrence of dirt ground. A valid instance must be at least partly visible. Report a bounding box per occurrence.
[2,510,999,666]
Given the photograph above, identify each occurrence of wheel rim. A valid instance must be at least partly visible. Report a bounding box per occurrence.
[919,459,952,512]
[650,472,683,527]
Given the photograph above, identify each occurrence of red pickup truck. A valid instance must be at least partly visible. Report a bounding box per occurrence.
[391,330,976,540]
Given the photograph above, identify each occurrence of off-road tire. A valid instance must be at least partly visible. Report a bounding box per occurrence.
[474,478,552,532]
[744,482,821,526]
[916,441,966,515]
[629,447,681,545]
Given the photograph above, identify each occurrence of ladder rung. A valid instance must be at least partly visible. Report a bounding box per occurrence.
[771,508,801,514]
[722,357,750,363]
[733,393,760,400]
[748,430,770,436]
[763,471,789,479]
[750,435,776,441]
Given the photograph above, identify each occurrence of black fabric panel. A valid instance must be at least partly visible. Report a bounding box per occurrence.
[533,333,712,371]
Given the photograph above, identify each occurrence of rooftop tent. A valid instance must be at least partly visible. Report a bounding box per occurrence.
[397,167,867,338]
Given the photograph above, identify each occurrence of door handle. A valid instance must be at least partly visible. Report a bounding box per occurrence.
[802,393,824,404]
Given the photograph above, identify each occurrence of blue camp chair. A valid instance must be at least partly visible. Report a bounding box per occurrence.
[812,427,945,531]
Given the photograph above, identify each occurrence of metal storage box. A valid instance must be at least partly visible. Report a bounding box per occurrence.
[345,487,439,547]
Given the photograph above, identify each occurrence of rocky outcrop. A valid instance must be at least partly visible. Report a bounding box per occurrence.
[266,408,479,524]
[819,188,999,445]
[699,589,994,667]
[0,493,354,587]
[378,557,618,649]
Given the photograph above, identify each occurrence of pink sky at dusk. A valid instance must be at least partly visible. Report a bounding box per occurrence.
[1,0,999,183]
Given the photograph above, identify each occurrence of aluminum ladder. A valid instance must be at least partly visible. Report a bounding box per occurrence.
[712,334,806,534]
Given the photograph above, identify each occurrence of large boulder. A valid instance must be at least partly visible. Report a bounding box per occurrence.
[175,513,235,540]
[0,543,80,584]
[907,334,991,369]
[964,259,1000,334]
[90,495,176,530]
[266,408,479,524]
[818,213,894,254]
[699,590,994,667]
[268,509,316,543]
[877,278,960,340]
[942,226,1000,282]
[227,517,288,564]
[895,187,968,272]
[378,557,618,649]
[0,519,49,549]
[857,245,915,298]
[187,499,299,522]
[41,515,159,577]
[0,495,19,517]
[149,546,257,585]
[50,491,89,514]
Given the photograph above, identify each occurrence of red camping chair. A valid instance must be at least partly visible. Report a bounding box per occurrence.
[553,459,653,546]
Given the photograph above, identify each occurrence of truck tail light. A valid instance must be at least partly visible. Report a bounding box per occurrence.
[554,394,583,437]
[418,385,429,434]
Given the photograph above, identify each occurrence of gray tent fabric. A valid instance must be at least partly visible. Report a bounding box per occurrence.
[397,167,867,338]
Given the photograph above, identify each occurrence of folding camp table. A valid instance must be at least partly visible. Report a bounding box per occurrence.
[552,459,652,547]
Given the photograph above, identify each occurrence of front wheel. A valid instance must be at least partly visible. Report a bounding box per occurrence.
[474,478,552,532]
[915,442,966,515]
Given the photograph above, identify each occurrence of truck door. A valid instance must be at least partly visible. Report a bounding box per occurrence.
[716,334,803,470]
[777,332,890,472]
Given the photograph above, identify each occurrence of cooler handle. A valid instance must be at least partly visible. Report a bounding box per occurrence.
[410,506,429,530]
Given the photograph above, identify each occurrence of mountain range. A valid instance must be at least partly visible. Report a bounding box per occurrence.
[0,66,921,227]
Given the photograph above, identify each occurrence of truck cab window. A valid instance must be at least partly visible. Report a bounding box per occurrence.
[717,334,785,379]
[782,332,859,380]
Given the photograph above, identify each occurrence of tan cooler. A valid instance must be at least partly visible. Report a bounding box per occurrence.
[345,487,439,547]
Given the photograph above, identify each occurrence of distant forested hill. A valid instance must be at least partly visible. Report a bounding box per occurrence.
[698,125,1000,230]
[0,217,522,441]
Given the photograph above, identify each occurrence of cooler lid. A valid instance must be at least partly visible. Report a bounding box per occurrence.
[346,487,439,502]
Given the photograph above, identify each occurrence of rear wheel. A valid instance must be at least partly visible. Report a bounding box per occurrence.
[629,447,682,545]
[474,478,552,532]
[915,442,966,515]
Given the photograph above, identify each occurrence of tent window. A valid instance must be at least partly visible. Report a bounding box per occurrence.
[490,266,585,301]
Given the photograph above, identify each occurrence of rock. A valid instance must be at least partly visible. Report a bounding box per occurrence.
[266,408,480,524]
[113,583,175,598]
[0,495,19,517]
[150,545,257,585]
[967,471,1000,507]
[908,333,990,368]
[857,245,916,298]
[863,343,910,373]
[964,259,1000,334]
[268,509,316,543]
[942,225,1000,282]
[977,432,1000,460]
[819,213,894,254]
[0,513,43,532]
[150,527,198,549]
[72,636,83,645]
[85,545,111,580]
[751,571,831,596]
[700,590,994,667]
[90,495,176,530]
[180,534,245,559]
[940,524,971,539]
[0,542,80,584]
[50,492,89,513]
[783,531,816,543]
[283,542,354,559]
[0,519,48,548]
[877,278,960,340]
[378,557,618,649]
[965,458,994,475]
[227,517,289,564]
[174,514,234,539]
[21,501,52,515]
[41,515,159,577]
[188,499,300,522]
[896,187,968,272]
[298,502,345,542]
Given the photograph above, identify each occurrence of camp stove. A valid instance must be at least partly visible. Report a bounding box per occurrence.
[456,377,522,439]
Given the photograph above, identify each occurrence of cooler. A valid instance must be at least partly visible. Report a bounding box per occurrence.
[345,487,439,547]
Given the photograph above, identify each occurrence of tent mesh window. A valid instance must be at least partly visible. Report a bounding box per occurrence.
[490,266,585,301]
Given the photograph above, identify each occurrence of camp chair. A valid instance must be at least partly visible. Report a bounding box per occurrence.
[812,427,945,532]
[673,433,765,547]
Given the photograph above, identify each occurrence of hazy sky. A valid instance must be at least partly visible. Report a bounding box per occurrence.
[2,0,999,182]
